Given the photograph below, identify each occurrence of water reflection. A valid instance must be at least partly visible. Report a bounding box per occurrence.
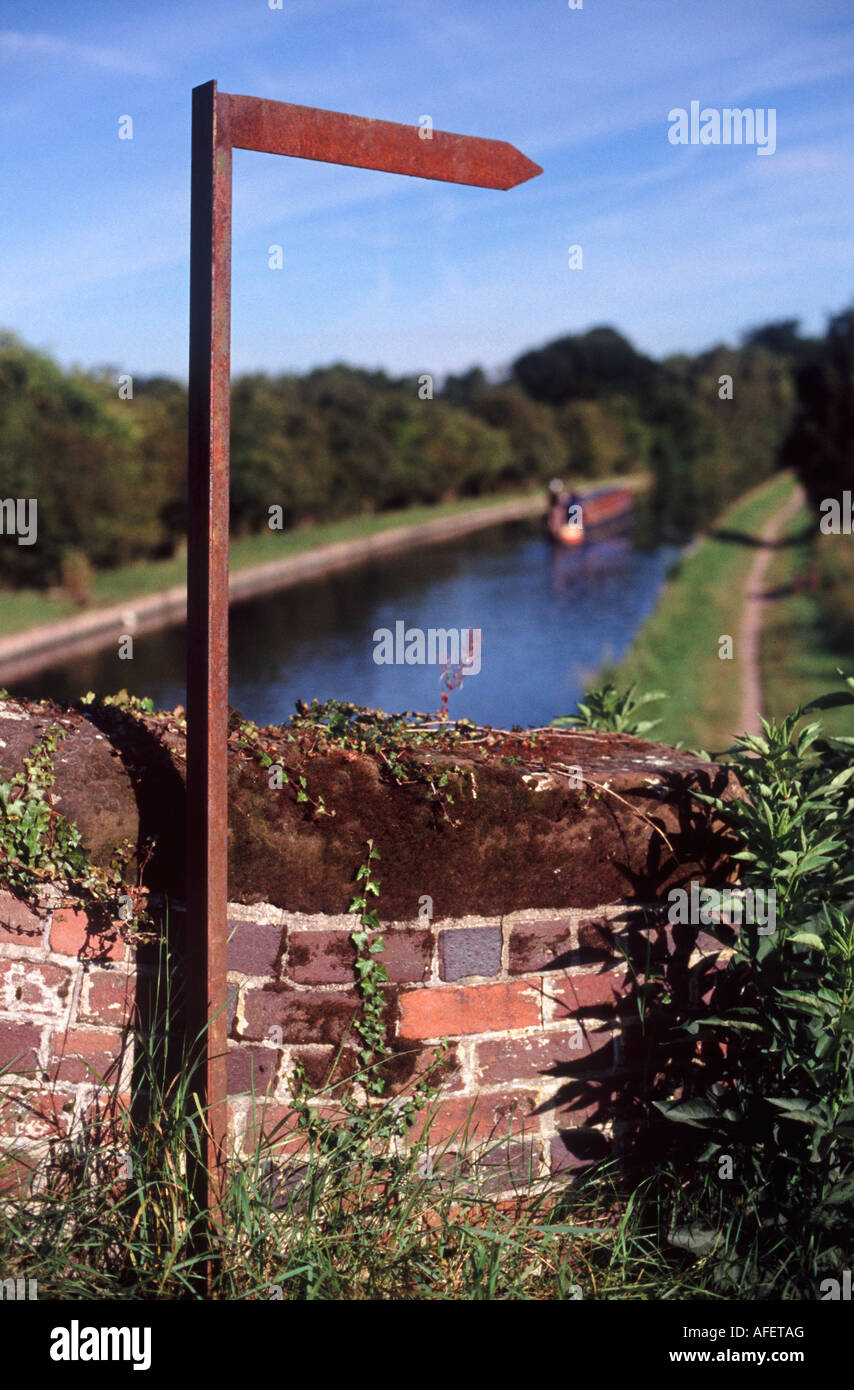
[8,521,679,730]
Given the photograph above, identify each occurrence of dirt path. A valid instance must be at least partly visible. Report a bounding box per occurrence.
[737,486,805,737]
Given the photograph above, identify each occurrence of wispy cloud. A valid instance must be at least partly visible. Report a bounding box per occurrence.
[1,0,852,377]
[0,29,159,77]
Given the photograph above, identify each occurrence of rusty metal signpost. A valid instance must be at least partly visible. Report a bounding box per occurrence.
[186,79,541,1241]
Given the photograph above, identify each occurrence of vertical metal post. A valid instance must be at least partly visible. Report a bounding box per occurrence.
[187,79,231,1218]
[184,79,540,1279]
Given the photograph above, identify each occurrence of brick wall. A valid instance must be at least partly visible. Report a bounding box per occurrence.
[0,886,724,1186]
[0,697,735,1189]
[0,888,134,1176]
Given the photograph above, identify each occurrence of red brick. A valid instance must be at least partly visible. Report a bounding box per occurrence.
[242,986,365,1045]
[50,908,126,962]
[287,1044,361,1091]
[226,1045,281,1095]
[408,1089,541,1145]
[285,932,365,985]
[83,1089,132,1116]
[0,890,46,948]
[0,1021,42,1074]
[227,919,284,976]
[0,1154,38,1197]
[77,1091,133,1136]
[241,1101,347,1158]
[49,908,88,955]
[508,918,575,975]
[477,1141,541,1192]
[288,929,431,985]
[576,916,619,962]
[547,969,632,1019]
[278,1039,459,1097]
[78,970,137,1026]
[382,1042,461,1095]
[550,1127,612,1173]
[0,959,71,1016]
[241,1103,301,1149]
[48,1027,125,1085]
[398,981,539,1039]
[474,1026,612,1086]
[0,1089,71,1141]
[369,929,433,985]
[417,1140,541,1194]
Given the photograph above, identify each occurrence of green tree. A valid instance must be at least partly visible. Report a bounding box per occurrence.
[782,307,854,514]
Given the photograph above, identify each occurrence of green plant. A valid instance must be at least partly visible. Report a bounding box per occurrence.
[0,725,92,896]
[289,842,444,1164]
[649,677,854,1291]
[80,689,155,717]
[348,839,389,1095]
[233,713,331,818]
[0,720,153,943]
[551,682,666,736]
[236,699,476,824]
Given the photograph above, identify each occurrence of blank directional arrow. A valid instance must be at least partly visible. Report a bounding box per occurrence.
[220,92,543,190]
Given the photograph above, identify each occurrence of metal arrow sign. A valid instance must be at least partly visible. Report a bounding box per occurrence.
[222,91,543,188]
[185,79,541,1236]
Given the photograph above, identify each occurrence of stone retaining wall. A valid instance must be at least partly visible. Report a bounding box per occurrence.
[0,696,736,1187]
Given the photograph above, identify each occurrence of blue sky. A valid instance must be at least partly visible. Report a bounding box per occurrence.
[1,0,852,383]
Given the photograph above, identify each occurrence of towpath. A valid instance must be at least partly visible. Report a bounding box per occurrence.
[737,485,805,737]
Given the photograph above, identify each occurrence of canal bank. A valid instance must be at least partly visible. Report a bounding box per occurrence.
[3,479,665,729]
[0,495,549,685]
[0,480,647,686]
[605,472,801,751]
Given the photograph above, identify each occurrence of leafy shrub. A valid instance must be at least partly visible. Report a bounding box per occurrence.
[551,682,666,736]
[0,725,91,896]
[60,548,95,607]
[649,679,854,1292]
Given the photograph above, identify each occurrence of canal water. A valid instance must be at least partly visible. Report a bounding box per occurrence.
[7,521,679,730]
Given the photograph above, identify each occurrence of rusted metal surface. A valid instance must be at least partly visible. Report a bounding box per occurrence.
[186,78,231,1220]
[222,91,543,189]
[186,77,541,1251]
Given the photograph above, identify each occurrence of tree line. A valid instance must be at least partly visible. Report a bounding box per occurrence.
[0,305,850,594]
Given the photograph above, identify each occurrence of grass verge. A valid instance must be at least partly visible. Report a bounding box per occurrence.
[606,472,796,751]
[0,492,530,637]
[760,504,854,738]
[0,1048,772,1300]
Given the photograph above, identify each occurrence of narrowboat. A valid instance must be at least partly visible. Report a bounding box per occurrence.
[546,479,635,546]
